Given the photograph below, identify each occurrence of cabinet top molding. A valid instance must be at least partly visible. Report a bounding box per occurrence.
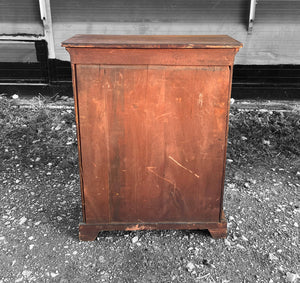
[62,34,242,49]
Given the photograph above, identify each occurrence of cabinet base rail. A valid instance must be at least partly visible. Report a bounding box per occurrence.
[79,211,227,241]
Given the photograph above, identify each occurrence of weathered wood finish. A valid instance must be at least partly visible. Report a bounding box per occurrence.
[66,48,237,66]
[62,34,242,49]
[62,35,242,240]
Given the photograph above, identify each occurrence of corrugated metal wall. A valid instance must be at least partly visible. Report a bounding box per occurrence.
[1,0,300,64]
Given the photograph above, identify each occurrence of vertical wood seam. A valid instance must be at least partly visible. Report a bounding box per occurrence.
[102,65,112,224]
[72,64,86,222]
[219,64,233,222]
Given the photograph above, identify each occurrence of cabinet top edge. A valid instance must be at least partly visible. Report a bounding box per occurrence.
[62,34,243,49]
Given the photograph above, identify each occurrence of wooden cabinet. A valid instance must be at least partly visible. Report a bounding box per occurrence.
[62,35,242,241]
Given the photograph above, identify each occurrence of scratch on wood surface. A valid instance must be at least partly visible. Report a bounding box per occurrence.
[156,112,172,119]
[146,167,176,187]
[168,156,200,178]
[198,93,203,107]
[125,224,148,231]
[147,167,186,212]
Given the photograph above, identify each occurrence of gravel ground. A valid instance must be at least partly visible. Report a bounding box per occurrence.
[0,95,299,283]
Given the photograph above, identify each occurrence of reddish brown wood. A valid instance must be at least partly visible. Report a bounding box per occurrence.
[63,35,242,241]
[79,209,227,241]
[62,34,243,49]
[219,65,234,220]
[208,209,227,239]
[66,48,238,66]
[71,63,86,222]
[208,228,227,239]
[76,65,110,223]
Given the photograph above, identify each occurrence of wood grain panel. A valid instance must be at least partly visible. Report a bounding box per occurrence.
[62,34,242,48]
[162,66,229,222]
[103,66,148,222]
[76,65,110,223]
[63,34,242,240]
[79,65,230,223]
[67,48,237,66]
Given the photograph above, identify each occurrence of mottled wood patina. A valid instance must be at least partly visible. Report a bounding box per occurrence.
[62,35,242,241]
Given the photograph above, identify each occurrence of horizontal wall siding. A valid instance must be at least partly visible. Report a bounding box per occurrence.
[0,42,37,63]
[1,0,300,65]
[51,0,300,65]
[240,0,300,64]
[51,0,247,62]
[0,0,43,35]
[50,0,246,23]
[0,0,43,64]
[256,0,300,23]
